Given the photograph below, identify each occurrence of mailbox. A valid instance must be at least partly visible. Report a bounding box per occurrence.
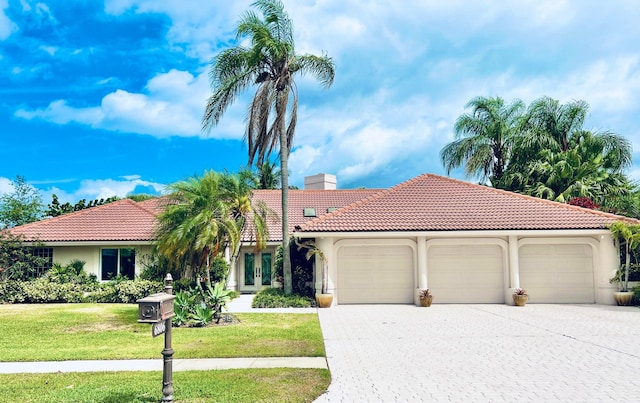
[137,292,176,323]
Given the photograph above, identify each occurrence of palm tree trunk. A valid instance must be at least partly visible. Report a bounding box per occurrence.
[280,125,292,295]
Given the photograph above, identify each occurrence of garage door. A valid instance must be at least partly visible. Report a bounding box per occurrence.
[337,244,414,304]
[427,244,504,303]
[519,244,594,303]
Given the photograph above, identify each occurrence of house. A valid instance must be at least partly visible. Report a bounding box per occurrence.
[9,173,635,305]
[293,173,636,306]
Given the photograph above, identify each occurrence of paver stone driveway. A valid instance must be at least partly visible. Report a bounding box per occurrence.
[315,304,640,402]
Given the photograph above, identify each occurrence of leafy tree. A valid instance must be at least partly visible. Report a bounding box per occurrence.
[46,194,120,217]
[0,230,47,280]
[0,176,44,228]
[202,0,335,294]
[440,96,525,186]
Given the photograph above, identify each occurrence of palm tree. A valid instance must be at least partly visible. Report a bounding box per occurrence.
[202,0,335,294]
[256,161,281,189]
[515,97,631,166]
[504,130,632,203]
[155,170,271,288]
[440,96,525,187]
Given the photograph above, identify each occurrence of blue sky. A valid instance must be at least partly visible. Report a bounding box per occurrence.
[2,0,640,204]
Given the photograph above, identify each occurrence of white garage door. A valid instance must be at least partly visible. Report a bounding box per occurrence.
[337,244,414,304]
[428,244,504,303]
[519,244,594,303]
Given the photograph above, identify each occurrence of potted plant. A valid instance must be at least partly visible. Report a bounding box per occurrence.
[608,221,640,306]
[419,289,433,307]
[512,287,528,306]
[297,240,332,308]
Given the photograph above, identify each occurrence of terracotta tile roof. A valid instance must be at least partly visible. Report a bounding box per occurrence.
[10,199,157,242]
[298,173,638,233]
[248,189,383,242]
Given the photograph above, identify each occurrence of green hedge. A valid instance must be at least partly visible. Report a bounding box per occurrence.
[0,278,163,304]
[252,288,315,308]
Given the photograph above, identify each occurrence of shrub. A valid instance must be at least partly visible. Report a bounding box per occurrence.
[22,278,86,303]
[90,279,163,303]
[0,280,26,303]
[252,288,314,308]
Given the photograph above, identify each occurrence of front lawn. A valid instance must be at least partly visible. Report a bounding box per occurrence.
[0,368,330,403]
[0,304,325,361]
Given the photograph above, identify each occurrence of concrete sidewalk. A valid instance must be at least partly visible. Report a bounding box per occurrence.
[0,357,328,374]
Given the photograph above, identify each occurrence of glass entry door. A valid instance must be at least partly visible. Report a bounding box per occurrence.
[240,251,272,292]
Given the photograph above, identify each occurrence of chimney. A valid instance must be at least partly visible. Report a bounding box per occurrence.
[304,173,337,190]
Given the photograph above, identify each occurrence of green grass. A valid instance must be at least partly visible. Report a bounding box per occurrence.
[0,304,325,361]
[0,368,330,402]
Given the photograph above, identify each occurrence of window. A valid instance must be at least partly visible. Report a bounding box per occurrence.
[303,207,316,217]
[101,248,136,280]
[31,247,53,277]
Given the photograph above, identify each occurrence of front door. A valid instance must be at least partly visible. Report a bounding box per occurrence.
[240,251,273,292]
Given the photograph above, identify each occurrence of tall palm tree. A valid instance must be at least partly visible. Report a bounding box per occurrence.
[202,0,335,294]
[504,131,631,203]
[516,96,631,164]
[155,170,271,288]
[440,96,525,187]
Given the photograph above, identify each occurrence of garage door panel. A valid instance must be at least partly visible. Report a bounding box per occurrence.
[338,244,414,304]
[519,243,594,303]
[428,244,504,303]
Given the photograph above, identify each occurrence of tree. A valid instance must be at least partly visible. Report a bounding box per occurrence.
[440,96,525,187]
[608,221,640,292]
[509,97,631,175]
[503,132,631,203]
[154,171,272,289]
[256,161,281,189]
[0,176,44,228]
[0,230,47,280]
[202,0,335,294]
[46,194,120,217]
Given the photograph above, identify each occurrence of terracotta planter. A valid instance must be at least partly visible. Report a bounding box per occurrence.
[419,296,433,307]
[614,291,634,306]
[513,294,528,307]
[316,293,333,308]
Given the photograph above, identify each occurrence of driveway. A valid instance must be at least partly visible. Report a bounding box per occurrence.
[315,304,640,402]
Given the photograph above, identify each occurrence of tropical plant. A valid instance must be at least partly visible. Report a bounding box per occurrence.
[202,0,335,294]
[440,96,525,186]
[154,170,271,289]
[419,289,432,299]
[256,161,281,189]
[608,221,640,292]
[513,287,528,296]
[190,304,215,327]
[297,239,328,294]
[203,282,234,323]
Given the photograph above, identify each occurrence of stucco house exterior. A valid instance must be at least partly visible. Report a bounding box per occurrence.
[9,173,635,306]
[294,174,636,306]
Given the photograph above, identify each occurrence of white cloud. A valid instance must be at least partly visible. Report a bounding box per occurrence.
[0,177,14,195]
[13,69,247,139]
[0,0,17,39]
[72,177,165,200]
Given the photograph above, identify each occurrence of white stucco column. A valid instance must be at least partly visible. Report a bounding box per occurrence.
[225,246,238,291]
[598,233,619,304]
[316,237,335,296]
[417,236,427,303]
[508,236,520,304]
